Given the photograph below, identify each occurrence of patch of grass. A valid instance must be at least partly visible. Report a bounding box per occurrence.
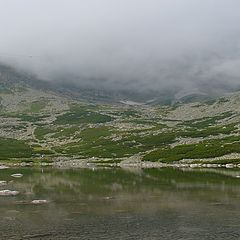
[0,137,33,159]
[55,143,126,158]
[35,125,82,142]
[121,110,139,118]
[133,132,176,148]
[143,136,240,163]
[52,127,80,139]
[29,100,47,113]
[177,123,237,138]
[181,112,234,129]
[79,126,112,141]
[54,137,140,158]
[34,126,56,140]
[32,146,54,155]
[54,129,177,158]
[54,106,113,125]
[191,159,240,165]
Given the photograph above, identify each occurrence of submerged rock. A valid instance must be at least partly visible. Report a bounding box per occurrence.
[0,181,7,186]
[11,173,23,178]
[31,200,49,204]
[0,190,19,196]
[0,166,9,170]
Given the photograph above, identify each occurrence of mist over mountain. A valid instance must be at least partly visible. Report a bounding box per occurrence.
[0,0,240,101]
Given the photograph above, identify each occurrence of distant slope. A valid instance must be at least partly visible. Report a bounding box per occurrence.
[1,63,239,105]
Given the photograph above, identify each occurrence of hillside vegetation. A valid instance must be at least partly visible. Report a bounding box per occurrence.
[1,71,240,167]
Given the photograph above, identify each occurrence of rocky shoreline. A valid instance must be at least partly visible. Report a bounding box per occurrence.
[1,159,240,169]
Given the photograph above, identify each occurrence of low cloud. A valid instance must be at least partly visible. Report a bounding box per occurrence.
[0,0,240,92]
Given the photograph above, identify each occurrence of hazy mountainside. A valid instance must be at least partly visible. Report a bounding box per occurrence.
[1,64,238,105]
[52,78,237,105]
[1,64,240,167]
[0,64,176,104]
[0,64,147,104]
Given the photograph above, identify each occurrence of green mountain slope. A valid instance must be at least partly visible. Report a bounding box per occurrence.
[1,65,240,167]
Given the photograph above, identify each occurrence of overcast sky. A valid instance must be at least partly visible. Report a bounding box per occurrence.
[0,0,240,91]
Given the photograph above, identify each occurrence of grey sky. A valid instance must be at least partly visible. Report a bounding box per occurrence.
[0,0,240,91]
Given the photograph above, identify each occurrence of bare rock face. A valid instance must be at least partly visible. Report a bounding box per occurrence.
[0,190,19,196]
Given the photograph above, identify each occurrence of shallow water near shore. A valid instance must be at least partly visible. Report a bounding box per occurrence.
[0,167,240,239]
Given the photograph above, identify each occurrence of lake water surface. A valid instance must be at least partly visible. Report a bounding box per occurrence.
[0,167,240,239]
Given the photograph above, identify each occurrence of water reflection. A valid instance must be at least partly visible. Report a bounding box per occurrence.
[0,167,240,239]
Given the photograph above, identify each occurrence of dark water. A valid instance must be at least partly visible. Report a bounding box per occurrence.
[0,167,240,239]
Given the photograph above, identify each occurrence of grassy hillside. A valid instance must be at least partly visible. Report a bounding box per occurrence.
[0,77,240,166]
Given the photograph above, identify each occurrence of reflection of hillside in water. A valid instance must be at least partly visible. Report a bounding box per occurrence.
[0,167,240,239]
[1,168,240,210]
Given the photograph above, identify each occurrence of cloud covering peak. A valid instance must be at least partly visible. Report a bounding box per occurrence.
[1,0,240,92]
